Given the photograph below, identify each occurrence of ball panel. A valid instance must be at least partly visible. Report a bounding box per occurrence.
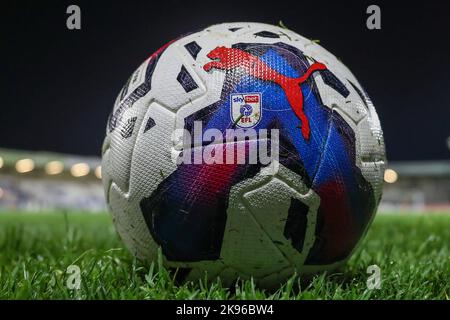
[305,109,377,265]
[108,101,149,193]
[128,101,177,202]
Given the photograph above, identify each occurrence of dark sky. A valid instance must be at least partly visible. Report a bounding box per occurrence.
[2,0,449,160]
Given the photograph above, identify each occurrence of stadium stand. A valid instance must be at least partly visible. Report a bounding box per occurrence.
[381,161,450,212]
[0,148,104,211]
[0,148,449,212]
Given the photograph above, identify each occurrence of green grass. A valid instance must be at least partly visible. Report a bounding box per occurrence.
[0,211,449,300]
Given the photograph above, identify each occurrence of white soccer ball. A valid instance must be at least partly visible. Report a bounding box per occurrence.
[102,22,385,287]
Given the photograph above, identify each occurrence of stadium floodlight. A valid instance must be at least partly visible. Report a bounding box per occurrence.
[15,159,35,174]
[45,161,64,175]
[384,168,398,184]
[70,163,90,177]
[0,156,3,169]
[95,166,102,179]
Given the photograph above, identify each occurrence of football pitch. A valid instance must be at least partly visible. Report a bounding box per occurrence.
[0,211,448,300]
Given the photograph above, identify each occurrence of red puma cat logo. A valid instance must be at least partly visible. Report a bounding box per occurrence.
[203,46,327,140]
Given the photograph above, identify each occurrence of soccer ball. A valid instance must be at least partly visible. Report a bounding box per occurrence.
[101,22,386,287]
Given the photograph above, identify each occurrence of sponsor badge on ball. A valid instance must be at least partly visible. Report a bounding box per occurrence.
[230,93,262,128]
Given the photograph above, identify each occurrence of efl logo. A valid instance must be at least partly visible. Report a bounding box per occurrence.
[230,93,262,128]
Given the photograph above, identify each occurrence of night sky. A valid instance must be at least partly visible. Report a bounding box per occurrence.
[2,0,450,160]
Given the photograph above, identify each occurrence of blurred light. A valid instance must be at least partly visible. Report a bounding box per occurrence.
[95,166,102,179]
[16,159,35,173]
[0,187,3,199]
[0,156,3,169]
[70,163,90,177]
[447,136,450,151]
[45,161,64,175]
[384,168,398,184]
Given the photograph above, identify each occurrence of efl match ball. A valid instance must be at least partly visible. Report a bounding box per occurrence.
[101,22,386,287]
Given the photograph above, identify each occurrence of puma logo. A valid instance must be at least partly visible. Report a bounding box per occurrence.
[204,46,327,140]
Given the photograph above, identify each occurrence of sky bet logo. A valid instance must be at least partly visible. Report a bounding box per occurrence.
[231,93,262,128]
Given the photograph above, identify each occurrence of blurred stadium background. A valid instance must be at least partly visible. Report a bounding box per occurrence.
[1,2,449,215]
[0,148,104,212]
[0,147,449,214]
